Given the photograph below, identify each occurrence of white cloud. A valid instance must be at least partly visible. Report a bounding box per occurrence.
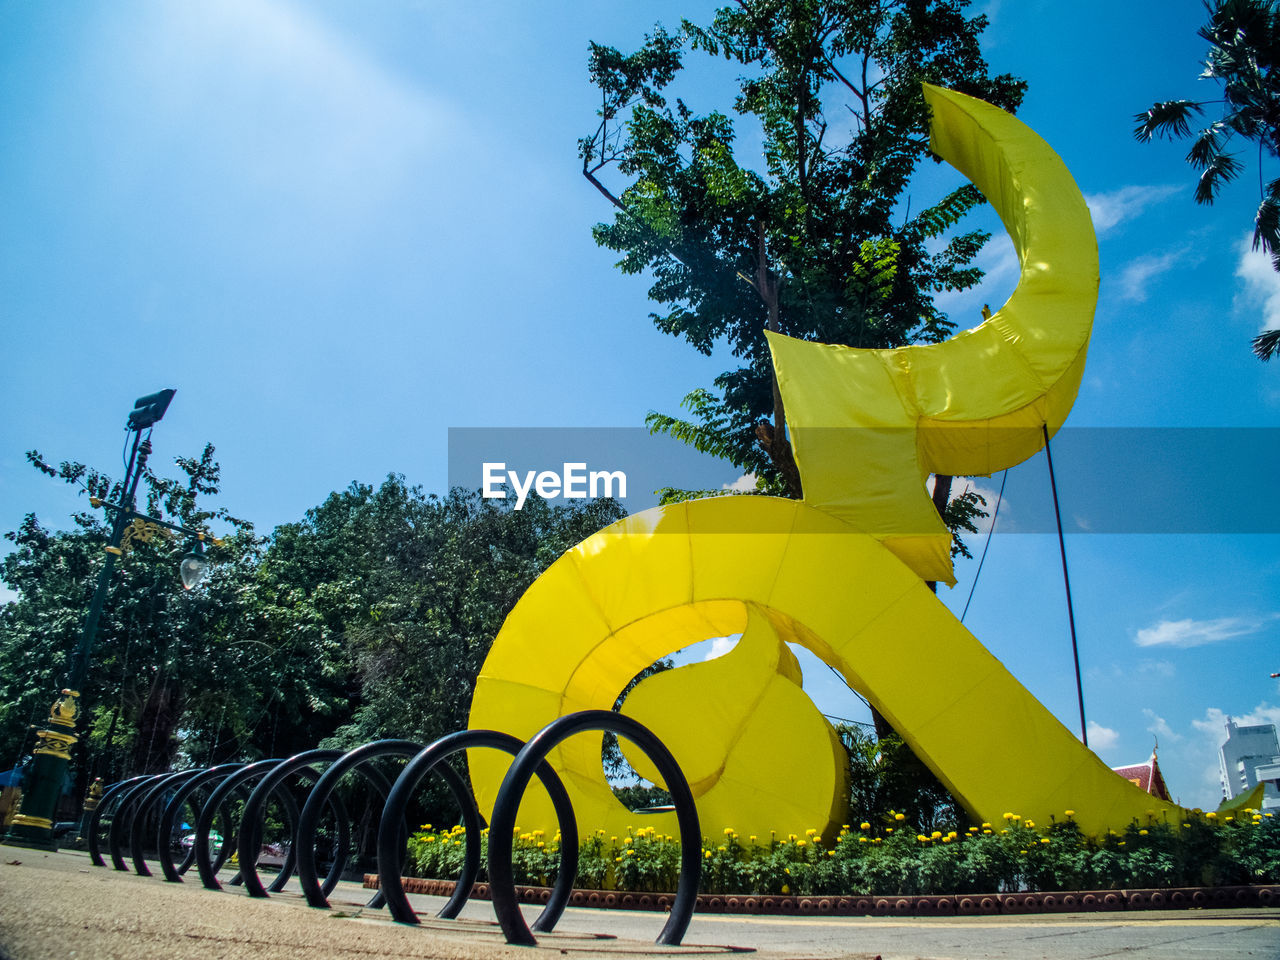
[1136,659,1176,679]
[1117,249,1188,302]
[1085,184,1180,234]
[722,474,758,493]
[1134,614,1277,648]
[1192,703,1280,739]
[1143,708,1182,744]
[1235,232,1280,333]
[703,636,738,661]
[125,0,463,227]
[1087,721,1120,751]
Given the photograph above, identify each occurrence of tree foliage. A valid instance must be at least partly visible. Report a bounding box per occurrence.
[1134,0,1280,360]
[1,453,626,823]
[0,446,266,783]
[581,0,1025,493]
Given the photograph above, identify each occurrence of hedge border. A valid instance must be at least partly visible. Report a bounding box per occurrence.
[364,875,1279,916]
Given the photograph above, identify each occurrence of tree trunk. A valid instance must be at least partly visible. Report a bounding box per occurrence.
[754,222,804,498]
[132,682,180,774]
[925,474,953,594]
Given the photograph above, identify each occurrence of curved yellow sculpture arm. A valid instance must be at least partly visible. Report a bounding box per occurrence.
[468,86,1195,845]
[766,84,1099,585]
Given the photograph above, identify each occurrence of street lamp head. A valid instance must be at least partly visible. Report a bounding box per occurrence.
[128,389,176,431]
[180,539,209,590]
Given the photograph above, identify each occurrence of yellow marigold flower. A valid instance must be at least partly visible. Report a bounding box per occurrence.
[615,857,622,863]
[1040,838,1050,845]
[885,828,894,834]
[782,884,790,894]
[623,837,632,845]
[784,867,790,875]
[749,835,757,842]
[1064,810,1075,817]
[1206,813,1217,819]
[796,840,807,848]
[788,833,798,841]
[537,842,545,849]
[860,822,870,830]
[894,813,905,821]
[983,829,992,835]
[858,837,867,844]
[982,822,992,829]
[724,827,734,836]
[1019,849,1027,855]
[873,838,882,844]
[704,850,712,859]
[424,837,435,843]
[1225,816,1234,822]
[1139,829,1148,836]
[918,835,929,843]
[1024,820,1035,828]
[718,845,727,852]
[828,850,835,857]
[1003,812,1014,820]
[806,828,817,836]
[1182,823,1191,829]
[931,831,942,839]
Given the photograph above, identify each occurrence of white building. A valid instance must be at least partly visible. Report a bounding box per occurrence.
[1218,717,1280,810]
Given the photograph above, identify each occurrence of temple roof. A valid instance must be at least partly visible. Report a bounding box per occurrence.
[1111,751,1171,801]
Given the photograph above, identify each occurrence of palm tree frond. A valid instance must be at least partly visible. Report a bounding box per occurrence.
[1252,327,1280,360]
[1196,151,1243,202]
[1133,100,1203,141]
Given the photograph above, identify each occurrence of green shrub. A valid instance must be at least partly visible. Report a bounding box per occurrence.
[402,809,1280,896]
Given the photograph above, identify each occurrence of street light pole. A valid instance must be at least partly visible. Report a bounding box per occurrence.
[2,389,193,850]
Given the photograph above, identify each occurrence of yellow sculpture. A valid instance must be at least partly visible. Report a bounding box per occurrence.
[468,85,1191,838]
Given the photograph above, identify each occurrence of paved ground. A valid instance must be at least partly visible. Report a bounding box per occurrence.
[1,849,1277,960]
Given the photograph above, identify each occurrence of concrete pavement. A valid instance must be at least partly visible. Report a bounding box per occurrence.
[1,849,1277,960]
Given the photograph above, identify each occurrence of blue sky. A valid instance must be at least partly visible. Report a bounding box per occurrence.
[2,0,1278,810]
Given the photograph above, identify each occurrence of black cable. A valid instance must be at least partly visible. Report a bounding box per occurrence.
[1043,424,1087,747]
[960,470,1007,624]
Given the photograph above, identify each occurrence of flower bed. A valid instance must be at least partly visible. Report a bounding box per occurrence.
[365,874,1280,915]
[403,808,1280,897]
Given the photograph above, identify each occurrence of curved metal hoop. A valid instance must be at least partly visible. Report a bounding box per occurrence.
[295,740,436,911]
[376,729,577,930]
[87,776,150,868]
[106,774,169,872]
[487,711,701,947]
[127,769,204,875]
[194,758,292,889]
[155,763,244,882]
[235,749,348,898]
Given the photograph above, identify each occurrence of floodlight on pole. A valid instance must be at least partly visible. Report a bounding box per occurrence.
[2,389,226,851]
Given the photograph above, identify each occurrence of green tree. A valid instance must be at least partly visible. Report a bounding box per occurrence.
[839,724,960,833]
[0,446,268,786]
[321,482,628,749]
[581,0,1024,506]
[1134,0,1280,360]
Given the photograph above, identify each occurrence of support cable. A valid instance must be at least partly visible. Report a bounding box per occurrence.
[1043,424,1087,747]
[960,470,1007,623]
